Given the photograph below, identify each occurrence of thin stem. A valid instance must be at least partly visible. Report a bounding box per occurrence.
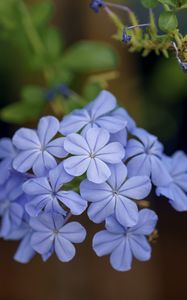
[64,212,73,224]
[128,23,150,30]
[105,2,133,14]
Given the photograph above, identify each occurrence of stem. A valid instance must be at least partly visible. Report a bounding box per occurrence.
[105,2,133,14]
[19,0,45,55]
[64,212,72,224]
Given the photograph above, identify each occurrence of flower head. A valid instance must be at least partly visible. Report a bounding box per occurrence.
[63,127,125,183]
[126,128,170,186]
[30,212,86,262]
[90,0,105,13]
[156,151,187,211]
[80,163,151,226]
[13,116,67,176]
[93,209,158,271]
[23,163,87,217]
[60,90,127,136]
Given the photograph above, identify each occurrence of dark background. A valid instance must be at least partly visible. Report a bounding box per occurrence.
[0,1,187,299]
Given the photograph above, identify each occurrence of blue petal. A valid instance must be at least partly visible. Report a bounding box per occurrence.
[110,238,132,271]
[88,196,115,223]
[0,138,16,158]
[127,154,151,177]
[157,184,187,211]
[25,195,52,217]
[105,216,125,234]
[93,230,123,256]
[46,138,68,158]
[13,150,39,173]
[80,179,111,202]
[107,163,127,190]
[31,231,54,255]
[85,127,110,152]
[59,222,86,243]
[64,156,90,176]
[96,116,126,133]
[57,191,87,215]
[14,232,35,264]
[37,116,59,146]
[64,133,89,155]
[129,235,151,261]
[89,90,116,119]
[110,128,127,146]
[96,142,125,163]
[59,109,90,135]
[23,177,52,195]
[32,151,57,176]
[129,209,158,235]
[119,176,151,200]
[111,107,136,132]
[115,195,139,227]
[87,158,111,183]
[55,235,76,262]
[13,128,40,150]
[150,156,171,186]
[48,162,73,191]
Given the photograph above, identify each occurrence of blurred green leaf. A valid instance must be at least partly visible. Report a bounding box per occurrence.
[158,11,178,32]
[30,1,54,28]
[141,0,158,8]
[61,41,119,73]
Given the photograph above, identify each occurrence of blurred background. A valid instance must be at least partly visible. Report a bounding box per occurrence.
[0,0,187,299]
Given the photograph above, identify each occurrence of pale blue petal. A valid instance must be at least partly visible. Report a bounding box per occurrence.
[111,107,136,132]
[49,162,73,191]
[25,195,52,217]
[129,235,151,261]
[89,90,116,119]
[59,222,86,243]
[151,156,172,186]
[32,152,57,176]
[13,150,39,173]
[105,216,125,234]
[23,177,51,195]
[96,116,126,133]
[119,176,151,199]
[129,208,158,235]
[57,191,87,215]
[107,163,127,189]
[30,214,54,231]
[59,109,90,135]
[0,138,15,158]
[93,230,123,256]
[87,158,111,183]
[31,232,54,254]
[14,232,35,264]
[125,139,144,160]
[127,154,151,177]
[115,195,139,227]
[96,142,125,163]
[55,235,75,262]
[13,128,40,150]
[64,156,90,176]
[85,127,109,152]
[80,179,111,202]
[110,238,132,272]
[64,133,89,155]
[46,138,68,158]
[175,174,187,192]
[37,116,59,146]
[110,128,127,147]
[88,196,115,223]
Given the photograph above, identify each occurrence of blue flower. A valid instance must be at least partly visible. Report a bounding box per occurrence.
[13,116,67,176]
[63,127,125,183]
[126,128,170,186]
[80,163,151,226]
[0,171,28,238]
[30,212,86,262]
[93,209,158,271]
[122,32,132,44]
[23,163,87,217]
[60,90,126,136]
[156,151,187,211]
[0,138,17,185]
[90,0,105,13]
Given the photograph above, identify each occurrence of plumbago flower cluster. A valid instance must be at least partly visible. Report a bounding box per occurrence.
[1,90,187,271]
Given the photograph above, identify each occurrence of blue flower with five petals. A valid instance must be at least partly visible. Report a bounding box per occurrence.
[80,163,151,227]
[63,127,125,183]
[30,212,86,262]
[93,209,158,271]
[13,116,67,176]
[23,163,87,217]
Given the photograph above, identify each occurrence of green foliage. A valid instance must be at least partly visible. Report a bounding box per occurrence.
[158,11,178,32]
[0,0,119,124]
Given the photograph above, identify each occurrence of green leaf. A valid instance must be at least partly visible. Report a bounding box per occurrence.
[42,27,63,59]
[30,1,54,28]
[141,0,158,8]
[158,11,178,32]
[61,41,119,73]
[0,85,46,124]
